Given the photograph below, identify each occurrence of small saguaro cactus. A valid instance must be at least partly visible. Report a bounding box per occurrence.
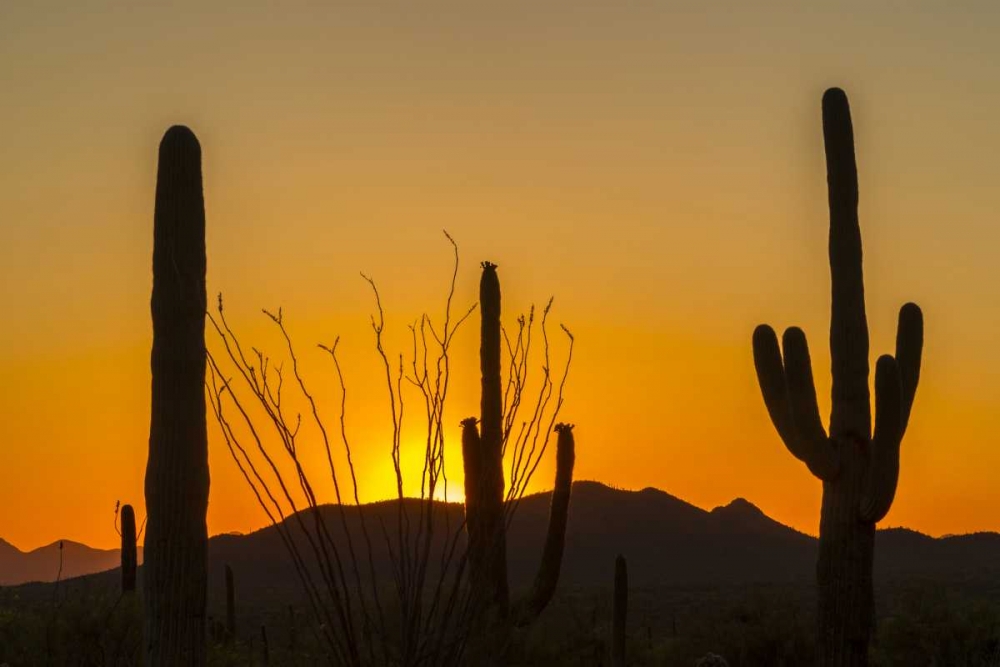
[611,555,627,667]
[225,564,236,644]
[751,88,923,667]
[462,261,576,628]
[144,125,210,666]
[120,504,137,594]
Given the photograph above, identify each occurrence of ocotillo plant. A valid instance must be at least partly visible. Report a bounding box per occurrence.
[144,125,210,666]
[207,238,573,665]
[752,88,923,667]
[120,504,137,594]
[462,261,576,627]
[225,564,236,644]
[611,555,627,667]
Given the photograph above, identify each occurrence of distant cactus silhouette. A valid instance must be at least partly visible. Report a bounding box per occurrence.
[144,125,210,666]
[752,88,923,667]
[225,564,236,644]
[611,555,627,667]
[120,504,137,594]
[462,261,576,628]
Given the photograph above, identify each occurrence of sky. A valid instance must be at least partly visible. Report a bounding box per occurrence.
[2,1,999,550]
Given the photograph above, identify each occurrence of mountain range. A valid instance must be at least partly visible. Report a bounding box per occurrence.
[3,482,999,597]
[0,538,143,586]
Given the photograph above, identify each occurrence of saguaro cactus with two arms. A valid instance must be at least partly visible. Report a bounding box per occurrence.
[751,89,923,666]
[462,262,576,628]
[144,125,210,666]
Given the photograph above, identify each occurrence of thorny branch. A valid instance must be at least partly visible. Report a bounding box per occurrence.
[204,231,573,666]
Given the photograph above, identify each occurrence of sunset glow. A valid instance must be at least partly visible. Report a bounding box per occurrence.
[2,2,999,551]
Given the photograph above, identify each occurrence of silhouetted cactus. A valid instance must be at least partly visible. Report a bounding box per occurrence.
[752,88,923,667]
[120,504,137,594]
[611,555,627,667]
[144,125,210,666]
[225,564,236,644]
[462,261,576,629]
[513,422,576,623]
[473,261,510,614]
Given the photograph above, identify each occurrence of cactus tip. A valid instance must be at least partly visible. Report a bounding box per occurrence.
[160,125,201,153]
[782,326,809,348]
[899,301,922,323]
[822,87,848,107]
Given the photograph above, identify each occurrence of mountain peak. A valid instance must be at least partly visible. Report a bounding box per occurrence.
[0,539,136,586]
[713,497,766,518]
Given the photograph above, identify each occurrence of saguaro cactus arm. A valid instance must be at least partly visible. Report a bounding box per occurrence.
[752,326,839,480]
[462,417,485,597]
[859,355,902,523]
[860,306,923,523]
[461,417,483,535]
[895,302,924,432]
[512,423,576,626]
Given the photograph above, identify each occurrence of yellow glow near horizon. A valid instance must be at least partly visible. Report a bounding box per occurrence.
[2,2,1000,550]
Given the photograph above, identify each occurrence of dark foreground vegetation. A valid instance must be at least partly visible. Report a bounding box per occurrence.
[2,575,999,666]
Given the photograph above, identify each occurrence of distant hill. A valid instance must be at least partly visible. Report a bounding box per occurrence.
[4,482,999,598]
[0,538,143,586]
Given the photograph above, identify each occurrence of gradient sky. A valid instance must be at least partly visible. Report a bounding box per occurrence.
[2,1,999,550]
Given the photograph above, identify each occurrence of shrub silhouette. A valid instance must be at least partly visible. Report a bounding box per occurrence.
[144,125,210,666]
[751,88,923,666]
[206,241,574,665]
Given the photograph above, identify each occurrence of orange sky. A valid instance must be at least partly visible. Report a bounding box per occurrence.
[2,2,1000,550]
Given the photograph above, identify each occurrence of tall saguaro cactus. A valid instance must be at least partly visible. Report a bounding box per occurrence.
[120,504,137,594]
[752,88,923,667]
[144,125,210,666]
[462,262,576,628]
